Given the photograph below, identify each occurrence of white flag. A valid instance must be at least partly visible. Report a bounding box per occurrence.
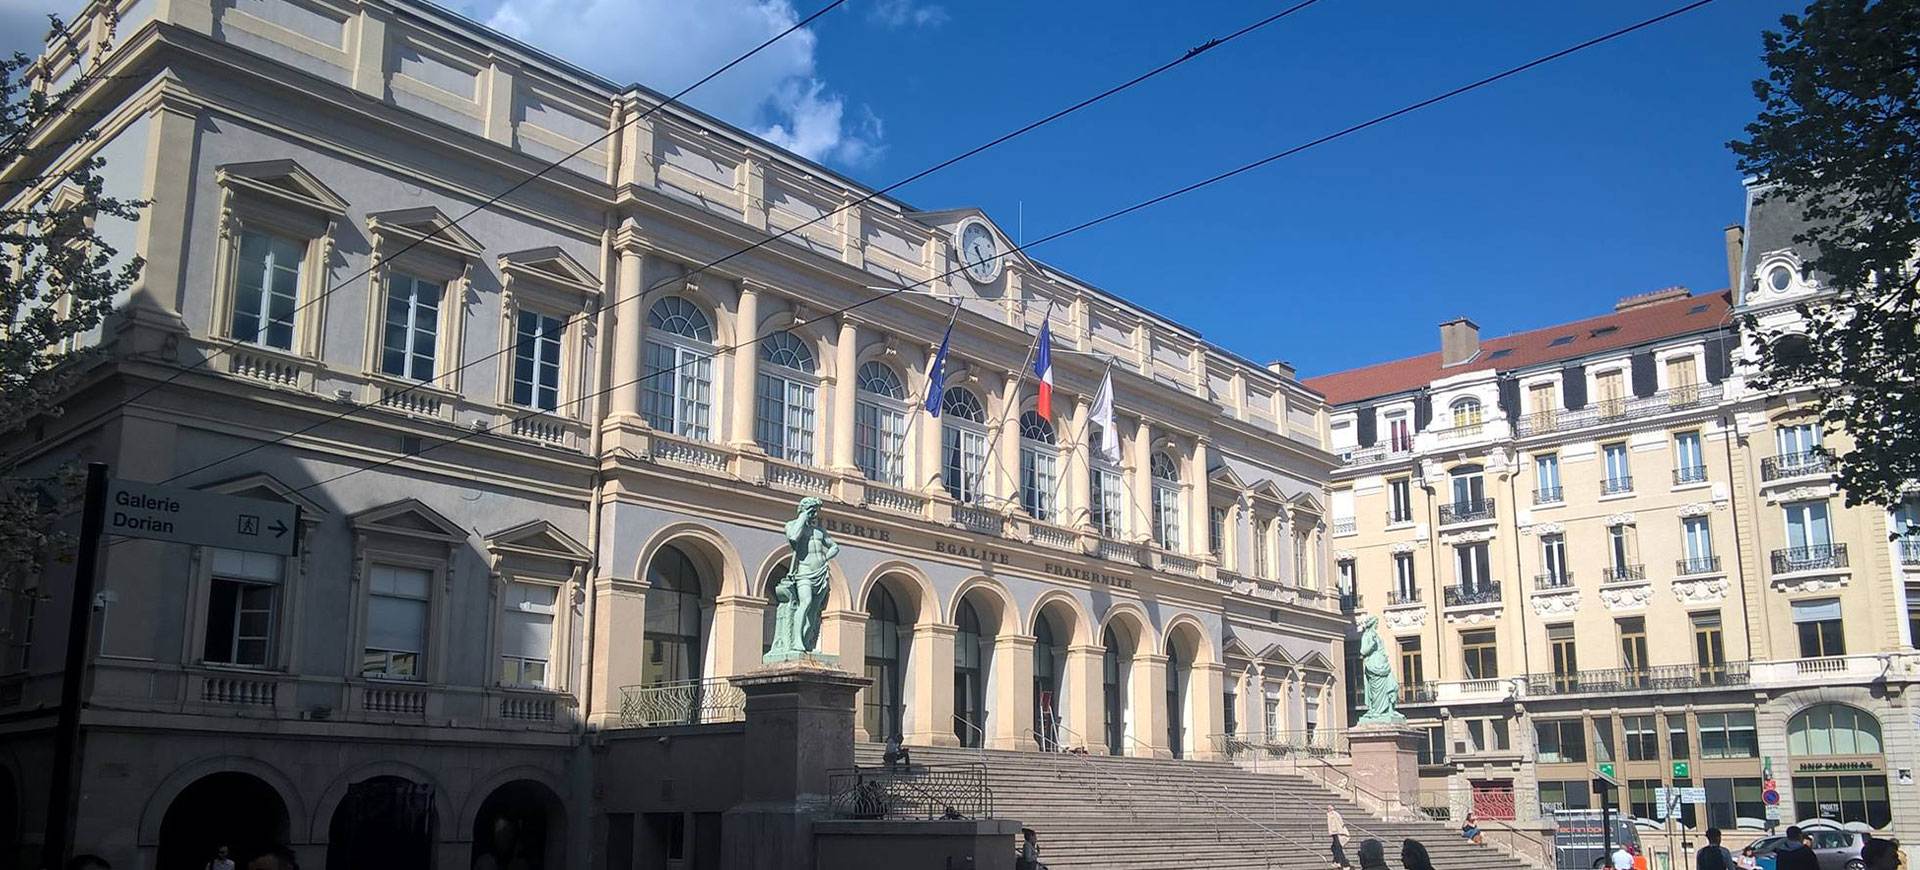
[1090,365,1120,463]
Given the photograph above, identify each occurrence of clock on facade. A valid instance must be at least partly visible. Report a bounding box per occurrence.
[955,219,1002,284]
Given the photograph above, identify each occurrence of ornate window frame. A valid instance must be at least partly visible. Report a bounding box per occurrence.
[496,246,599,419]
[208,160,347,360]
[361,207,484,396]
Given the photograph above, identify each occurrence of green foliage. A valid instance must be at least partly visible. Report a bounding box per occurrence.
[1729,0,1920,510]
[1,31,147,590]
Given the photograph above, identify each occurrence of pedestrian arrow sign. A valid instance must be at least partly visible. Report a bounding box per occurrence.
[1673,761,1690,778]
[104,478,299,556]
[1597,763,1616,781]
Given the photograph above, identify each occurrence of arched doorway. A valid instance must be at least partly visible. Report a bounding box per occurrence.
[326,776,435,870]
[157,772,290,870]
[1032,612,1061,750]
[954,598,985,747]
[1165,643,1186,759]
[643,544,712,688]
[1787,703,1891,829]
[761,558,788,659]
[471,780,564,870]
[1102,624,1133,756]
[864,585,906,741]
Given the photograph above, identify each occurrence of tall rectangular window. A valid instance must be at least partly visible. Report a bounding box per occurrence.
[1592,717,1616,764]
[512,310,565,413]
[641,334,713,439]
[1694,611,1727,681]
[1208,506,1226,556]
[1153,484,1183,551]
[1393,552,1417,602]
[1667,355,1699,401]
[1541,534,1569,585]
[1549,623,1578,692]
[1450,468,1485,509]
[942,423,989,504]
[381,273,443,381]
[500,581,557,687]
[364,565,431,679]
[1455,542,1491,589]
[231,229,303,350]
[755,372,818,465]
[1019,445,1059,521]
[203,548,282,667]
[1461,629,1497,679]
[1623,714,1658,761]
[1528,381,1559,427]
[1699,711,1759,759]
[1603,443,1632,493]
[1674,430,1706,483]
[1387,415,1412,453]
[1536,719,1587,764]
[1090,466,1124,539]
[1535,453,1562,502]
[1400,637,1424,686]
[1683,516,1714,567]
[1607,524,1639,579]
[1783,500,1833,552]
[855,401,907,486]
[1619,617,1649,678]
[1776,422,1822,463]
[1388,478,1413,523]
[1596,370,1626,417]
[1667,712,1691,761]
[1793,598,1845,657]
[1337,559,1356,606]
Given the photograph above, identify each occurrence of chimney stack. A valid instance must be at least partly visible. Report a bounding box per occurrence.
[1439,317,1480,366]
[1724,224,1745,296]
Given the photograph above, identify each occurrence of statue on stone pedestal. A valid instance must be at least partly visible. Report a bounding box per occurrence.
[1355,615,1405,725]
[764,497,839,662]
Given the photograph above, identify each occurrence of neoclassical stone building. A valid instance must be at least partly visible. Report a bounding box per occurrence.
[0,0,1347,866]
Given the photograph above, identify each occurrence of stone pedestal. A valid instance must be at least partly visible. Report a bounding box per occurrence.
[1348,724,1422,816]
[721,663,870,870]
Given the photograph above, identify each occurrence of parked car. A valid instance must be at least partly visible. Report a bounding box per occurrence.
[1748,829,1866,870]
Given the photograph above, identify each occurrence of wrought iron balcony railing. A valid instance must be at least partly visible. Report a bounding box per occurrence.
[1677,555,1722,575]
[1761,450,1832,482]
[1339,591,1363,612]
[1602,564,1646,584]
[1771,543,1849,574]
[1525,661,1750,696]
[1533,571,1573,590]
[1674,465,1709,485]
[1534,485,1564,504]
[1515,384,1722,436]
[828,763,994,820]
[618,677,746,728]
[1444,581,1502,608]
[1601,476,1635,495]
[1439,498,1496,525]
[1388,588,1421,606]
[1401,681,1439,704]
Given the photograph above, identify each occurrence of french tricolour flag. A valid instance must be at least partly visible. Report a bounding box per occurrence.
[1033,317,1054,418]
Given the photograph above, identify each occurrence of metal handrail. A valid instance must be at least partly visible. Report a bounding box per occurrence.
[1103,727,1330,860]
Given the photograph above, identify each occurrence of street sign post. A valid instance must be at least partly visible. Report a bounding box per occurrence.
[1593,767,1620,860]
[105,477,299,555]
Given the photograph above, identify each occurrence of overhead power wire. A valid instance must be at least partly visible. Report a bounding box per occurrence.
[150,0,1334,486]
[269,0,1729,499]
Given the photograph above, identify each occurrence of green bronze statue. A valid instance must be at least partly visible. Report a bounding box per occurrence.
[764,497,839,662]
[1355,615,1405,725]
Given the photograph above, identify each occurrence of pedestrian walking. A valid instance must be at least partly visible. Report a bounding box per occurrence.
[1697,828,1736,870]
[1016,826,1047,870]
[1773,826,1818,870]
[1863,838,1901,870]
[1400,838,1435,870]
[1357,838,1390,870]
[1611,842,1634,870]
[1327,806,1352,869]
[207,845,236,870]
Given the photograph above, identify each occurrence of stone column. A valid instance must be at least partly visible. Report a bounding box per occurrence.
[1130,418,1153,543]
[1065,396,1092,530]
[995,371,1023,507]
[589,576,648,728]
[722,665,870,870]
[608,230,648,423]
[1189,437,1211,557]
[1130,652,1168,758]
[712,594,766,677]
[907,623,959,747]
[1065,644,1105,753]
[1192,661,1227,759]
[830,317,860,474]
[990,633,1036,750]
[728,282,762,450]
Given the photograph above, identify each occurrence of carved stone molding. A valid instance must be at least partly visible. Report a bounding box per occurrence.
[1671,576,1729,605]
[1605,512,1636,527]
[1444,605,1504,626]
[1442,528,1498,545]
[1677,503,1713,518]
[1390,540,1421,554]
[1598,581,1654,611]
[1771,574,1849,594]
[1335,549,1356,560]
[1530,588,1580,617]
[1382,604,1428,631]
[1529,521,1566,536]
[1774,485,1831,502]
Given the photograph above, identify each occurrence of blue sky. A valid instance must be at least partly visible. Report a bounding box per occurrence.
[3,0,1802,377]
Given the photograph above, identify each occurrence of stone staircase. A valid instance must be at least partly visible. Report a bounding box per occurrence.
[853,743,1542,870]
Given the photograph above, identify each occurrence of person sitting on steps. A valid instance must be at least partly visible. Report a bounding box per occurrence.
[883,733,911,771]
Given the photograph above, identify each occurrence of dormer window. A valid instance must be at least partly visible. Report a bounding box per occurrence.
[1768,264,1794,293]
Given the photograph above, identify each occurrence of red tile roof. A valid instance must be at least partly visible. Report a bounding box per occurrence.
[1301,289,1735,406]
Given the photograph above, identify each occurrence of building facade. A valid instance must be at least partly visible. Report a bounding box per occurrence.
[1310,207,1920,845]
[0,0,1347,867]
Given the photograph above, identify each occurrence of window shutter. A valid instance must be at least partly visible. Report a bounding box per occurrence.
[1630,351,1657,398]
[1704,334,1730,384]
[1356,407,1378,447]
[1497,375,1521,423]
[1413,390,1433,432]
[1561,364,1587,410]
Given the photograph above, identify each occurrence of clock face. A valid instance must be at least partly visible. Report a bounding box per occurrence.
[958,222,1000,283]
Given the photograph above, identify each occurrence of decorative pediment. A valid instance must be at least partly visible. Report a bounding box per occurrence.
[484,519,590,565]
[1210,464,1249,493]
[194,472,330,523]
[1221,636,1257,663]
[499,246,600,300]
[367,206,485,261]
[216,159,348,217]
[350,498,467,543]
[1295,650,1336,673]
[1285,490,1324,517]
[1254,642,1295,666]
[1246,480,1287,506]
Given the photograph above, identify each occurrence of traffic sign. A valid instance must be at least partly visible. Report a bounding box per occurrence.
[1763,789,1781,806]
[1673,761,1690,778]
[1597,763,1617,781]
[105,478,299,556]
[1682,787,1706,803]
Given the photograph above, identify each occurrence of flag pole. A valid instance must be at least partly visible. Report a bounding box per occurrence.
[963,297,1057,508]
[898,295,964,489]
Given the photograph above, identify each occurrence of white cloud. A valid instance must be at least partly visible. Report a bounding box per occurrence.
[464,0,883,167]
[867,0,947,29]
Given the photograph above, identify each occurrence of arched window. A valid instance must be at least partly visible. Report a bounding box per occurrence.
[855,361,908,486]
[954,599,984,747]
[941,387,988,503]
[1451,397,1482,428]
[1150,451,1182,550]
[863,586,905,740]
[1789,703,1883,756]
[755,331,818,464]
[1089,422,1125,539]
[641,297,715,440]
[1019,410,1059,521]
[1033,613,1059,750]
[643,545,706,689]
